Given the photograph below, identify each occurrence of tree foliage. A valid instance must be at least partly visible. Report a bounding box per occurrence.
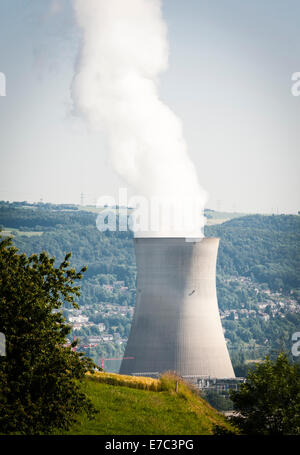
[229,353,300,434]
[206,214,300,291]
[0,236,97,434]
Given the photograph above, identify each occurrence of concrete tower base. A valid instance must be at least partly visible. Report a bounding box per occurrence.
[120,237,235,379]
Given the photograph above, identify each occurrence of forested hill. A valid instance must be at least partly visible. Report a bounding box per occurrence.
[2,205,297,294]
[0,202,299,366]
[0,202,97,229]
[0,202,135,287]
[206,214,300,292]
[0,203,299,294]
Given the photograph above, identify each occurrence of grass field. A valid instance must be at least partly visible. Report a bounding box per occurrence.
[1,228,43,237]
[206,218,230,226]
[61,372,236,435]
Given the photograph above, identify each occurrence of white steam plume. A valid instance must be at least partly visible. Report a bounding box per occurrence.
[72,0,207,237]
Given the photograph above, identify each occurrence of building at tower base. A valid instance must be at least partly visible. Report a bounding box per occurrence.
[120,237,235,379]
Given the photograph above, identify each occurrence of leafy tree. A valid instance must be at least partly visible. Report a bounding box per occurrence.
[202,390,233,412]
[229,353,300,434]
[0,236,97,434]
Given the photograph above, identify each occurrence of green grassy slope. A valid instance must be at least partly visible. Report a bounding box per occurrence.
[62,374,235,435]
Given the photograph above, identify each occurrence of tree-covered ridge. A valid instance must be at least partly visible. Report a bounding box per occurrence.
[206,214,300,291]
[0,203,299,369]
[0,202,95,229]
[14,226,136,285]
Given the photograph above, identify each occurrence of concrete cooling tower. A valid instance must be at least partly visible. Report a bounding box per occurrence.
[120,237,235,379]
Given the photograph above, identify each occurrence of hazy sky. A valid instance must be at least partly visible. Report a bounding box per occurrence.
[0,0,299,213]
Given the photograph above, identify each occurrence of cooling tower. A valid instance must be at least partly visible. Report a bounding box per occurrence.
[120,237,235,379]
